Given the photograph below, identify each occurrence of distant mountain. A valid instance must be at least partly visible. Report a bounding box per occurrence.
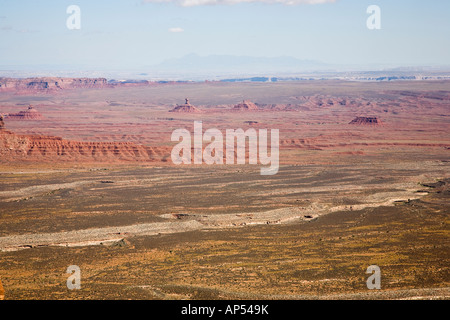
[152,53,329,75]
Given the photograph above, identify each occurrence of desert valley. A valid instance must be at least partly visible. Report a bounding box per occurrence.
[0,78,448,299]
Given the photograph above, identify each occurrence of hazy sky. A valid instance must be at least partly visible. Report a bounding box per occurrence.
[0,0,449,70]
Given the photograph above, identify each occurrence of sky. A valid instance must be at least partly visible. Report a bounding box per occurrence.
[0,0,449,73]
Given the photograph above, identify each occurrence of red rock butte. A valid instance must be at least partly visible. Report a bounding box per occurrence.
[233,100,258,111]
[169,98,201,113]
[7,105,44,120]
[349,116,383,126]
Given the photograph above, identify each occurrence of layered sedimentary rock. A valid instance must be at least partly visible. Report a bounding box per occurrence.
[0,77,110,92]
[233,100,258,110]
[0,129,170,163]
[349,117,383,126]
[6,106,44,120]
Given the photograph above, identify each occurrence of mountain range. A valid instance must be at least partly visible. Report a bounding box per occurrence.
[150,53,330,75]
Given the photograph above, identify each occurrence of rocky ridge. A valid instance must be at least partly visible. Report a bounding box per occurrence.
[0,77,110,92]
[0,129,170,163]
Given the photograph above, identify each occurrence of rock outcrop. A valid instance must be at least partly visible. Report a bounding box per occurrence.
[349,117,383,126]
[233,100,258,111]
[0,115,4,130]
[169,98,201,113]
[0,130,170,163]
[6,106,44,120]
[0,77,110,92]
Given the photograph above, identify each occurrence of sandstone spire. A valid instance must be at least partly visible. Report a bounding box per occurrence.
[170,99,201,113]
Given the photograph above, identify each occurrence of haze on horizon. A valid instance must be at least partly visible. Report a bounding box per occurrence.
[0,0,449,76]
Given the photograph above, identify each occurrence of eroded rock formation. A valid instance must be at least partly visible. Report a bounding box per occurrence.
[169,98,201,113]
[7,106,44,120]
[349,117,383,126]
[0,129,170,163]
[233,100,258,111]
[0,77,110,92]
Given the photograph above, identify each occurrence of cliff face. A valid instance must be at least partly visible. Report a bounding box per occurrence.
[0,130,170,163]
[0,77,110,92]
